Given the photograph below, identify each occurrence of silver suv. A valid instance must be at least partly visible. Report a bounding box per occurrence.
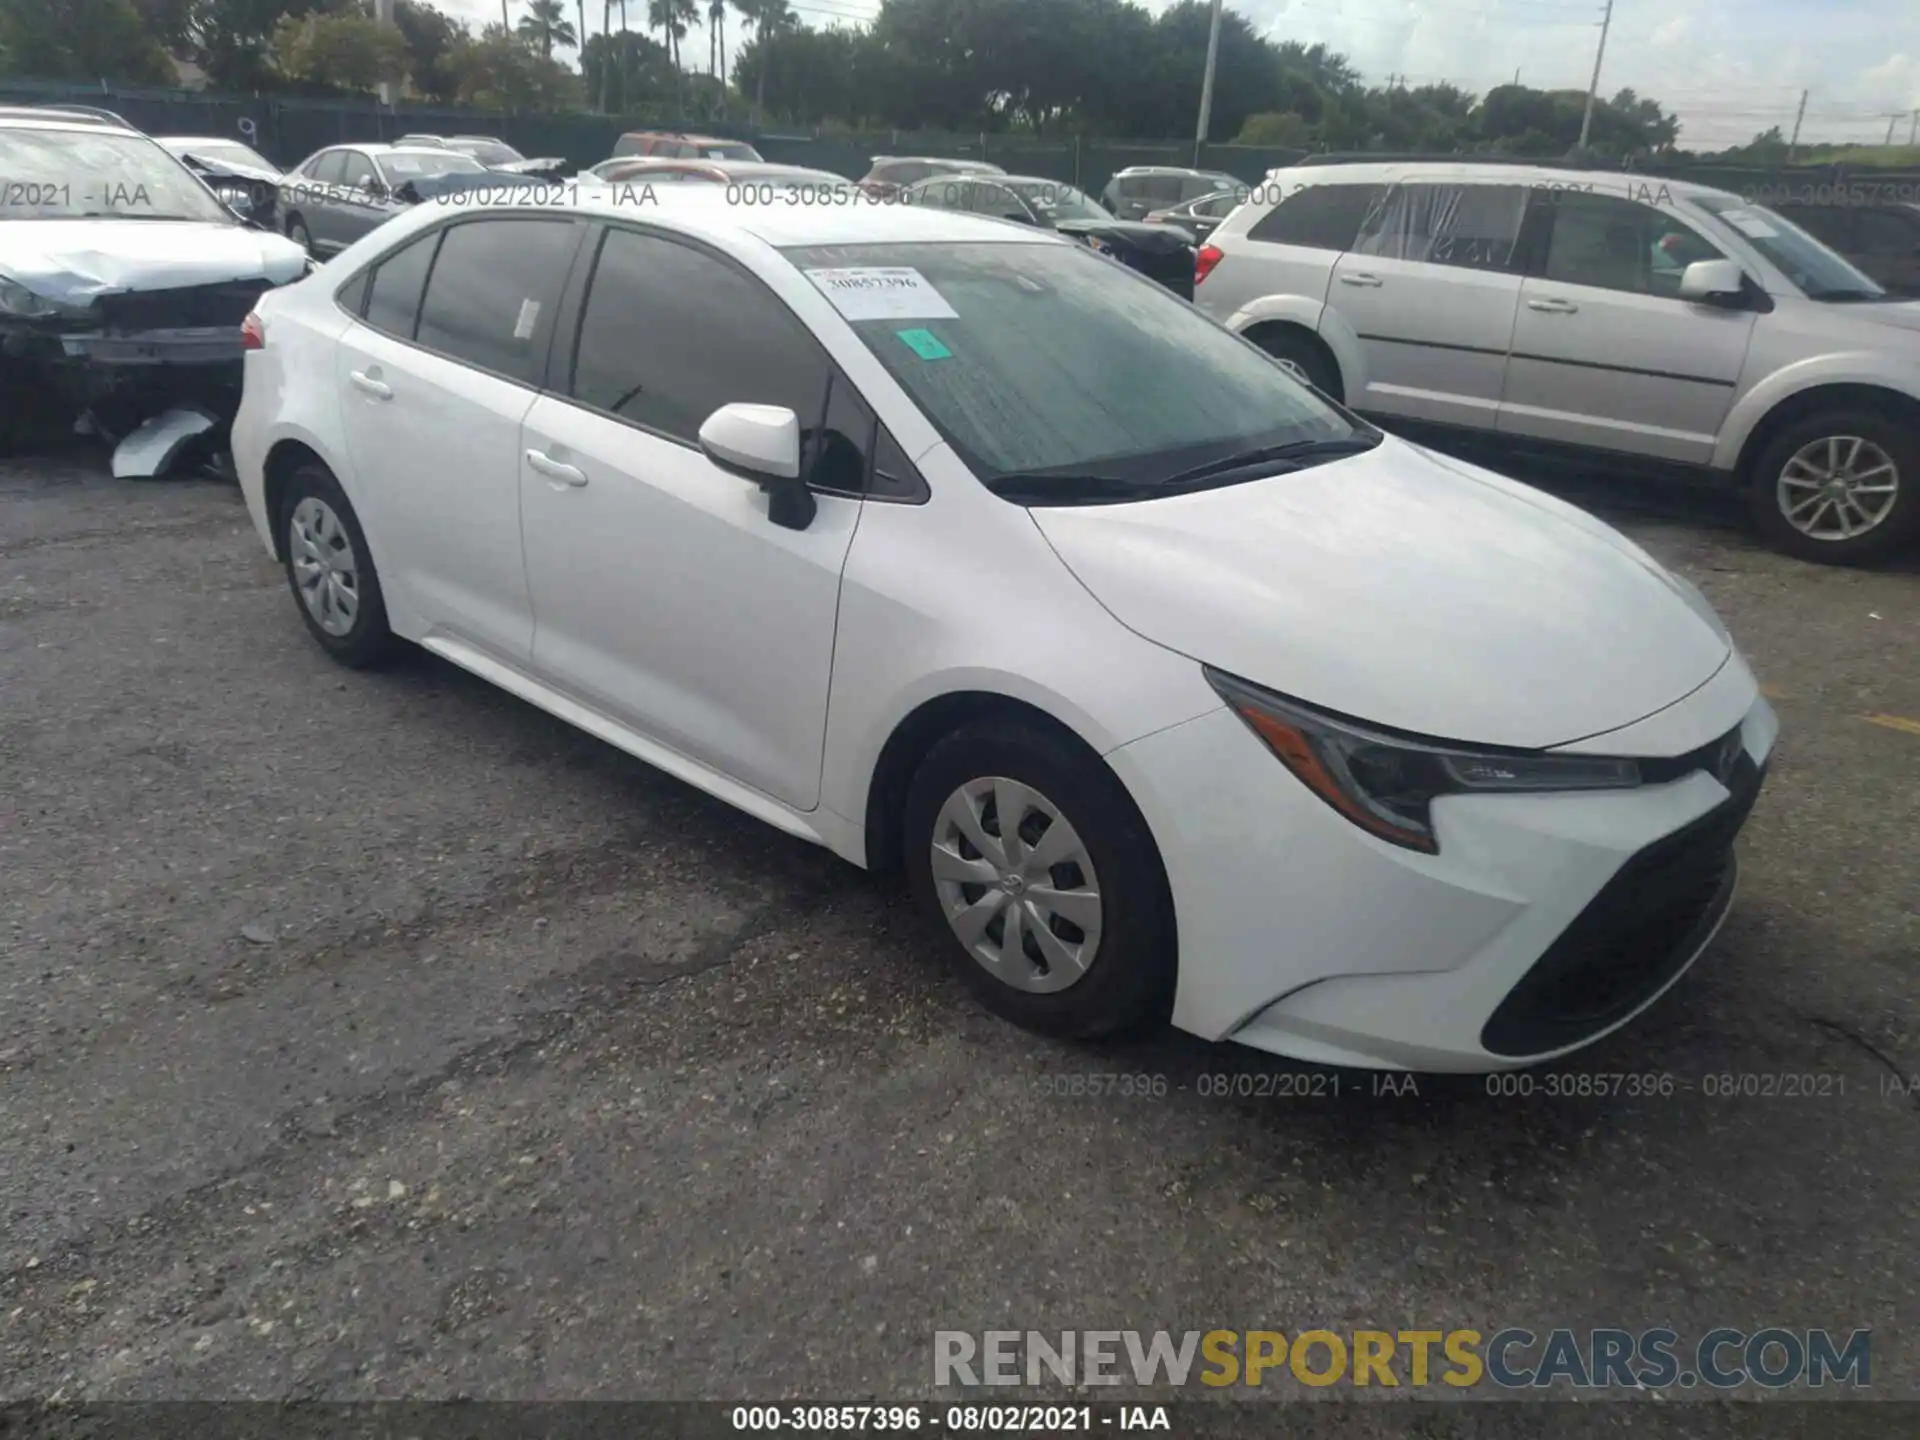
[1195,160,1920,564]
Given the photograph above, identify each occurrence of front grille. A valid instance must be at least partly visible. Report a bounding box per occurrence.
[1480,744,1765,1058]
[97,278,274,332]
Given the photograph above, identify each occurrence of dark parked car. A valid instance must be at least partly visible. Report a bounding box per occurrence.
[1770,200,1920,298]
[1101,165,1244,221]
[857,155,1004,201]
[898,174,1198,298]
[277,145,519,256]
[1143,187,1246,244]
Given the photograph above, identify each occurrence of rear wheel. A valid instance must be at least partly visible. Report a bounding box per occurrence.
[903,720,1175,1040]
[279,462,398,668]
[1249,326,1343,401]
[1751,409,1918,565]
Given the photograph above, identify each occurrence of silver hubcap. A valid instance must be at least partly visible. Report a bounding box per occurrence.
[1778,436,1900,542]
[930,777,1102,994]
[289,496,360,637]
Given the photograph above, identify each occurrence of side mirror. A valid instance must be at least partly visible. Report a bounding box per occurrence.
[699,402,816,531]
[1679,258,1748,307]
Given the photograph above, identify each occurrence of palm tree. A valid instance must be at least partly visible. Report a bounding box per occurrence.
[577,0,588,71]
[600,0,614,109]
[517,0,578,58]
[742,0,793,126]
[708,0,724,87]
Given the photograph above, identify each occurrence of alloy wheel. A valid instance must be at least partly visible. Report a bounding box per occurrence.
[289,496,360,637]
[1777,436,1900,542]
[929,776,1103,993]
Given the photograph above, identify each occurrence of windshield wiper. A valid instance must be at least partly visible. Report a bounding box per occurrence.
[983,472,1160,505]
[1154,434,1383,490]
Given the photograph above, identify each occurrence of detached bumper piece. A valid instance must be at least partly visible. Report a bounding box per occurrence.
[111,404,221,479]
[1480,734,1767,1058]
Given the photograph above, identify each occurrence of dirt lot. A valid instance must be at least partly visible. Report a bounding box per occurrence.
[1,450,1917,1415]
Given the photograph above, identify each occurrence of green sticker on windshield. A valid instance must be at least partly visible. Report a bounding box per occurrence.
[895,327,952,361]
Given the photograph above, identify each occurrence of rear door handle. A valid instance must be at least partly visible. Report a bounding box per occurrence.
[348,370,391,400]
[526,449,588,488]
[1339,272,1384,287]
[1527,297,1579,314]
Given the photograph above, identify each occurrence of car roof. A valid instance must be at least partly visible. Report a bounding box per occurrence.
[0,107,137,134]
[1113,165,1224,178]
[1260,157,1739,204]
[156,134,252,147]
[872,156,1000,167]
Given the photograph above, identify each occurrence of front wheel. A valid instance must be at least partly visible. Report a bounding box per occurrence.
[1752,410,1918,565]
[903,720,1176,1040]
[285,214,314,256]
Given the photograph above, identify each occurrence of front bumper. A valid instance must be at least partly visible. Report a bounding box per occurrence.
[1106,674,1778,1072]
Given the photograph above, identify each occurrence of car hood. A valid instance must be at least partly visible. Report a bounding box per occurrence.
[178,151,283,184]
[1836,298,1920,334]
[1028,437,1733,749]
[0,219,308,306]
[1053,217,1195,253]
[488,157,566,175]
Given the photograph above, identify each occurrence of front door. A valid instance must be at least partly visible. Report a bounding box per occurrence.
[1498,190,1758,466]
[1326,181,1529,430]
[518,226,865,811]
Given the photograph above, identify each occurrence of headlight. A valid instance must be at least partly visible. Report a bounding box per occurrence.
[1206,669,1642,854]
[0,276,69,319]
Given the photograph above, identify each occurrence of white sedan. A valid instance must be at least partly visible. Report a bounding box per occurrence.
[232,187,1778,1072]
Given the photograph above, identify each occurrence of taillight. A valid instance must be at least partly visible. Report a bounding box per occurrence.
[241,312,265,350]
[1194,244,1224,287]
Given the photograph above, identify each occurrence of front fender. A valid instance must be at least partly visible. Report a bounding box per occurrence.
[1223,292,1368,401]
[1714,352,1920,472]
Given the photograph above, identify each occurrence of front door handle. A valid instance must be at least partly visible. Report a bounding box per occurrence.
[1339,272,1384,287]
[526,449,588,488]
[1527,297,1580,314]
[348,370,392,400]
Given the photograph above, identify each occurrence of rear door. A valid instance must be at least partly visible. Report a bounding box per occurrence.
[333,215,586,664]
[1326,180,1530,429]
[1499,190,1757,465]
[333,151,390,248]
[1199,180,1382,324]
[293,150,348,251]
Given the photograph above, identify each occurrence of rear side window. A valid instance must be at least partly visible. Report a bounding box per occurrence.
[569,228,830,447]
[1352,183,1527,271]
[881,162,932,185]
[360,231,440,338]
[1247,183,1385,250]
[413,218,579,382]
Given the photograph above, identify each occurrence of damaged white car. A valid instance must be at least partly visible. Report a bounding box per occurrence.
[0,106,309,474]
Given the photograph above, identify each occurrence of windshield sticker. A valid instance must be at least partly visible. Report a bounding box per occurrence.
[805,267,958,321]
[895,328,952,361]
[1720,208,1779,239]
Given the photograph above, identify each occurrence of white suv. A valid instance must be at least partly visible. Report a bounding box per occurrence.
[1195,160,1920,564]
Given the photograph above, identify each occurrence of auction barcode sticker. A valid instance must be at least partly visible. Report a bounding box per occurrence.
[805,267,958,321]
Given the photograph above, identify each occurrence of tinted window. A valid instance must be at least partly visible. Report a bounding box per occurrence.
[812,373,875,494]
[883,161,933,185]
[1247,183,1385,250]
[414,219,578,381]
[362,231,440,338]
[338,152,377,189]
[570,229,830,447]
[613,135,645,155]
[1543,193,1724,297]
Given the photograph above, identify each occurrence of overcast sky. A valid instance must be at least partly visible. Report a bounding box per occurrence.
[450,0,1920,150]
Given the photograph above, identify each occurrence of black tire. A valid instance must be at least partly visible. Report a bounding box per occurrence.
[1750,408,1920,566]
[903,719,1176,1040]
[285,214,313,255]
[278,462,399,669]
[1250,326,1343,402]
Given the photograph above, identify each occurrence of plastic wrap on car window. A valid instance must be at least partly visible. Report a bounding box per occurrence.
[1351,183,1527,271]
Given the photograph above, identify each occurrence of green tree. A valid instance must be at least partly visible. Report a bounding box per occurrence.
[392,0,466,102]
[517,0,577,59]
[444,21,582,107]
[271,7,410,93]
[0,0,174,84]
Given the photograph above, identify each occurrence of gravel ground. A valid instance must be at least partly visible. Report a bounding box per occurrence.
[1,448,1916,1417]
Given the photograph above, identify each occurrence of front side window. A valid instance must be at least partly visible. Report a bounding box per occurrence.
[337,152,377,191]
[413,218,578,382]
[1194,192,1239,220]
[360,230,440,338]
[570,228,831,449]
[967,184,1030,222]
[1690,195,1886,300]
[308,151,347,183]
[1543,193,1725,297]
[1352,183,1527,272]
[1246,183,1385,251]
[0,125,233,222]
[783,240,1356,487]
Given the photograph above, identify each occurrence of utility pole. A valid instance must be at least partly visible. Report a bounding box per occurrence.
[1193,0,1224,167]
[375,0,396,107]
[1910,108,1918,145]
[1577,0,1614,151]
[1787,88,1806,159]
[1888,112,1901,146]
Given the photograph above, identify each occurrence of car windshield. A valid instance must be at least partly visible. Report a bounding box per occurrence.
[703,141,762,160]
[381,151,488,180]
[451,139,524,165]
[1691,196,1887,301]
[1005,181,1110,222]
[176,140,275,172]
[783,240,1358,490]
[0,126,233,222]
